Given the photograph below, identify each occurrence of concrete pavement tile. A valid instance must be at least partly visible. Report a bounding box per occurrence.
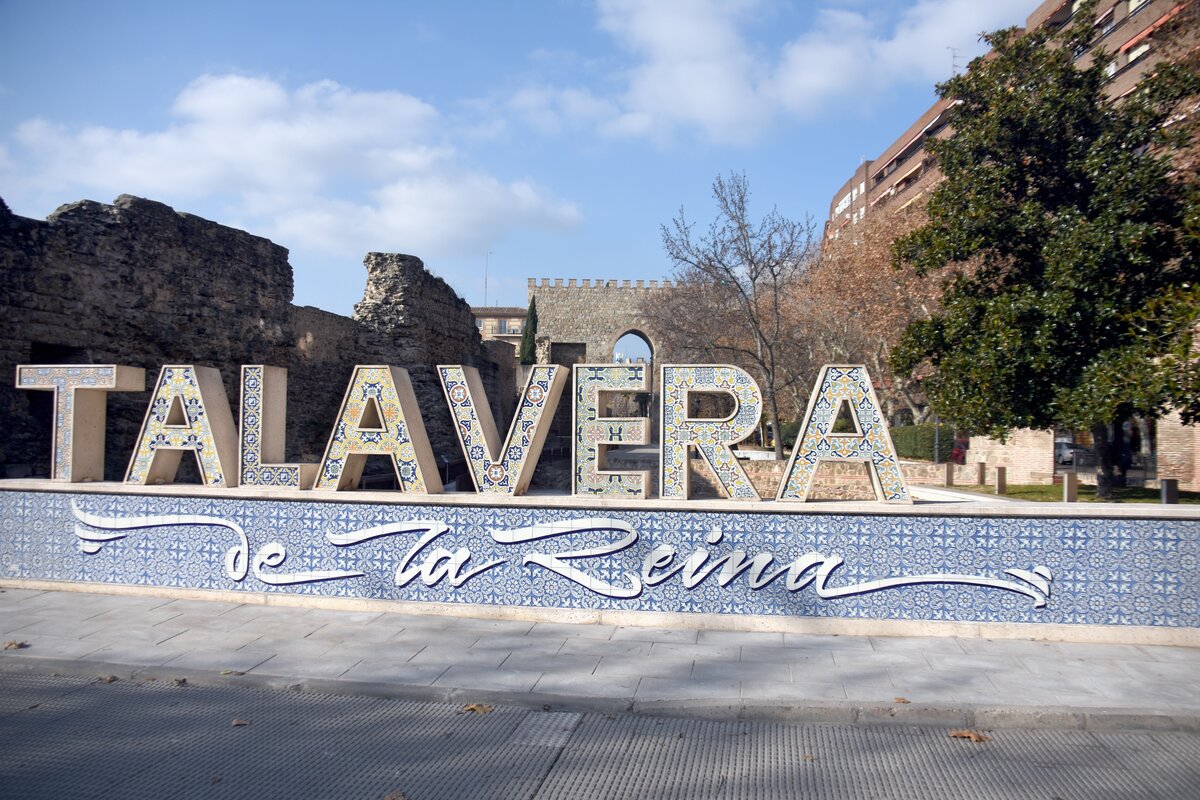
[840,682,912,703]
[783,633,874,651]
[806,663,891,686]
[163,648,275,672]
[81,624,190,646]
[955,637,1060,656]
[450,618,537,636]
[533,671,640,699]
[340,660,449,686]
[157,629,265,650]
[888,670,999,699]
[0,615,44,635]
[408,645,508,668]
[980,673,1073,704]
[147,613,254,633]
[298,622,393,643]
[1112,658,1200,683]
[558,638,652,658]
[389,628,481,647]
[611,625,697,643]
[331,640,426,661]
[831,650,931,668]
[1018,655,1128,678]
[231,617,329,637]
[501,652,600,673]
[82,645,189,667]
[868,635,967,654]
[1048,641,1150,659]
[300,609,383,626]
[0,588,47,601]
[530,622,616,640]
[741,679,847,702]
[85,606,184,625]
[648,642,741,664]
[690,660,791,683]
[742,645,834,665]
[634,676,740,701]
[235,637,339,658]
[433,665,541,693]
[0,634,103,659]
[697,629,784,647]
[1136,644,1200,663]
[594,655,688,679]
[250,653,363,679]
[152,599,245,615]
[922,653,1030,673]
[4,617,111,639]
[470,633,566,654]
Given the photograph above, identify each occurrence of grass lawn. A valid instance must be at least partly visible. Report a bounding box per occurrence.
[951,483,1200,504]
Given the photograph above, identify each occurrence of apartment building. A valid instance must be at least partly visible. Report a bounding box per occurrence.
[824,0,1190,241]
[471,306,526,348]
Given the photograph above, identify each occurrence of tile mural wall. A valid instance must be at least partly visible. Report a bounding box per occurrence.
[1,488,1197,629]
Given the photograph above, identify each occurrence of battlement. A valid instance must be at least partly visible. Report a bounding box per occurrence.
[529,277,675,290]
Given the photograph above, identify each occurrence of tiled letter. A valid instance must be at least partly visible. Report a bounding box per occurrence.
[125,365,238,487]
[316,366,442,493]
[439,364,565,495]
[660,365,761,500]
[572,364,650,498]
[239,365,318,489]
[777,364,910,503]
[15,364,145,481]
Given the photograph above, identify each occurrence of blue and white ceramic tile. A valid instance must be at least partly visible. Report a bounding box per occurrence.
[1,489,1197,628]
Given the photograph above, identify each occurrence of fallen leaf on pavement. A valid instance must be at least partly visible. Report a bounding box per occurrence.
[4,640,30,650]
[803,754,816,762]
[382,793,408,800]
[894,697,910,704]
[462,703,493,715]
[98,675,118,684]
[173,678,188,687]
[231,719,250,727]
[220,670,245,676]
[949,729,990,743]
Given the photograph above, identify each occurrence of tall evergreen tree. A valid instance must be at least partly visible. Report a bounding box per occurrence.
[891,3,1200,497]
[518,297,538,365]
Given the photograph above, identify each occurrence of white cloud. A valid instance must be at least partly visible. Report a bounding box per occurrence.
[2,73,581,310]
[512,0,1029,143]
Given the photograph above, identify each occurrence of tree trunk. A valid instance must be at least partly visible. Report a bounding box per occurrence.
[768,383,785,460]
[1091,422,1117,500]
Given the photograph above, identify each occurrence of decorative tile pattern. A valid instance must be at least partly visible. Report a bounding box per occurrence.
[239,366,315,489]
[125,366,234,487]
[2,488,1198,629]
[661,365,761,500]
[316,366,436,492]
[439,365,563,495]
[779,365,910,503]
[573,364,650,498]
[15,365,142,481]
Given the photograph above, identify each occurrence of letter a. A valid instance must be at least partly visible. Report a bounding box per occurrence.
[316,365,442,493]
[125,365,238,487]
[439,364,565,495]
[777,364,910,503]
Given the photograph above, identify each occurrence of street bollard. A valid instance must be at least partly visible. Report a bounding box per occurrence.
[944,462,955,488]
[977,462,987,486]
[1063,472,1078,503]
[1162,478,1179,505]
[994,466,1007,496]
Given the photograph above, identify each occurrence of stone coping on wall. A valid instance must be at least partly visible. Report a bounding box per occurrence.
[2,478,1197,521]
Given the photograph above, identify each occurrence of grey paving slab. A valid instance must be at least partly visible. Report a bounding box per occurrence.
[611,624,698,643]
[162,648,276,673]
[433,664,542,693]
[557,637,653,657]
[697,628,784,646]
[159,629,264,650]
[634,676,740,701]
[249,653,363,680]
[741,678,850,701]
[593,655,687,679]
[82,645,189,667]
[409,644,509,667]
[532,670,641,699]
[531,621,617,639]
[784,632,876,650]
[329,638,427,661]
[647,641,741,663]
[501,652,601,673]
[472,633,567,656]
[340,659,449,686]
[691,659,792,683]
[0,634,103,659]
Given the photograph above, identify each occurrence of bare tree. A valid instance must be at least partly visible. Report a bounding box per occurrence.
[652,173,816,459]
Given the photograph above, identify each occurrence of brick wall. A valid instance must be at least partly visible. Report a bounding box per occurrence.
[968,429,1056,485]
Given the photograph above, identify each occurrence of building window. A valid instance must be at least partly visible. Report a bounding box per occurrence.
[497,319,509,334]
[475,319,484,330]
[1130,0,1150,15]
[1128,41,1151,64]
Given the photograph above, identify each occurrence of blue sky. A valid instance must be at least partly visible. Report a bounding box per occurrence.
[0,0,1030,315]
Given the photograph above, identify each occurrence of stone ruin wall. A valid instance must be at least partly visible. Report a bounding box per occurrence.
[0,194,501,480]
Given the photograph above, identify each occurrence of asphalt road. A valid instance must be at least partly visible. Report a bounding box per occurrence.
[1,671,1197,799]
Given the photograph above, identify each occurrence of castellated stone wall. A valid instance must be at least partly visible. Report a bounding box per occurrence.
[0,194,499,480]
[528,277,677,364]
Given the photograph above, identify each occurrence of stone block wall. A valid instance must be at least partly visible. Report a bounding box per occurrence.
[1156,411,1200,491]
[968,429,1056,485]
[529,277,675,363]
[1,195,501,480]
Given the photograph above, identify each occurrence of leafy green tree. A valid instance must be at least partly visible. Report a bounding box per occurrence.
[891,3,1200,498]
[518,296,538,365]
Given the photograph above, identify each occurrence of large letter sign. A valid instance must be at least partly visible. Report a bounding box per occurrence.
[572,364,650,498]
[316,366,442,493]
[239,366,319,489]
[777,365,910,503]
[125,365,238,487]
[660,365,762,500]
[15,364,144,482]
[438,364,565,495]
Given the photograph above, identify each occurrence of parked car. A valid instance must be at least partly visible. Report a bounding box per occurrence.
[1055,442,1088,465]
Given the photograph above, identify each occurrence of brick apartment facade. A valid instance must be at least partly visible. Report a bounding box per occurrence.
[823,0,1197,488]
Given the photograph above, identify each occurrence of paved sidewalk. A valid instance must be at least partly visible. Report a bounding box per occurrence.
[2,586,1198,731]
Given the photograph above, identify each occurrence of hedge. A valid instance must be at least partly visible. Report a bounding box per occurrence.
[889,423,956,462]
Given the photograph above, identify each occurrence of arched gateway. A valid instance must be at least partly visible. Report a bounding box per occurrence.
[527,278,674,366]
